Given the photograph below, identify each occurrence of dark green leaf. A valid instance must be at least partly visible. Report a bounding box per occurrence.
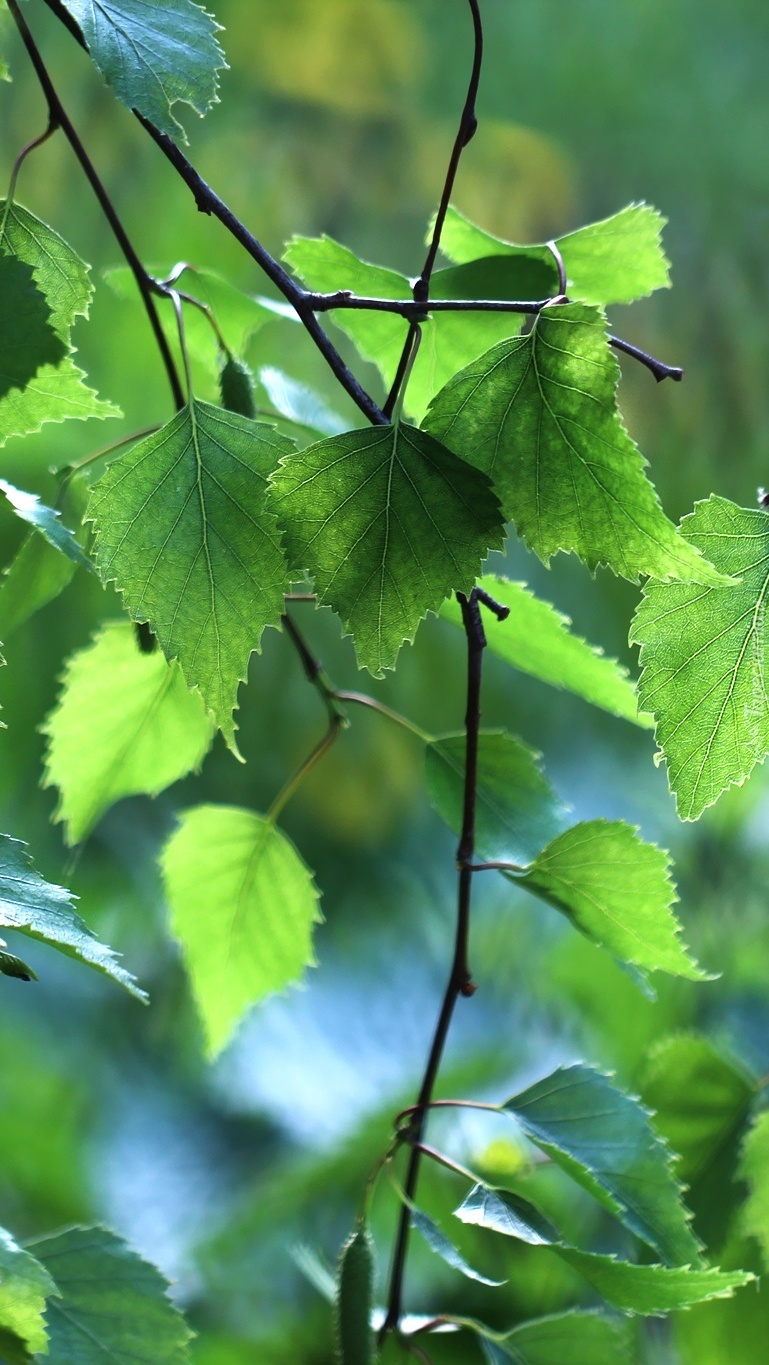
[0,1227,55,1356]
[0,254,64,399]
[270,423,503,675]
[423,303,724,584]
[161,805,322,1055]
[0,834,145,1001]
[411,1206,504,1286]
[0,947,37,981]
[425,730,566,866]
[738,1112,769,1270]
[88,403,292,754]
[219,355,255,418]
[440,575,648,726]
[0,480,92,571]
[631,496,769,819]
[518,821,706,980]
[335,1222,375,1365]
[60,0,226,141]
[31,1226,193,1362]
[501,1063,702,1265]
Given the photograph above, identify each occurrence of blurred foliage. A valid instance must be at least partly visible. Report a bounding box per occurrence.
[0,1,768,1361]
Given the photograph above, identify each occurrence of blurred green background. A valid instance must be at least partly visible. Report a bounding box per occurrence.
[1,1,769,1360]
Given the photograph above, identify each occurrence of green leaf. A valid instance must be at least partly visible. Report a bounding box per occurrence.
[425,731,566,866]
[0,1325,33,1365]
[456,1185,752,1314]
[498,1311,632,1365]
[0,947,37,981]
[423,302,723,584]
[270,422,503,676]
[0,476,89,639]
[88,402,292,754]
[440,575,648,726]
[630,495,769,819]
[60,0,226,142]
[518,820,706,981]
[439,202,670,306]
[739,1111,769,1270]
[0,254,65,399]
[500,1063,702,1265]
[335,1222,375,1365]
[42,621,215,845]
[259,366,347,437]
[283,234,548,422]
[161,805,322,1055]
[411,1207,504,1286]
[0,480,92,571]
[219,355,255,419]
[0,834,145,1000]
[0,202,119,444]
[641,1034,755,1186]
[0,1227,56,1356]
[31,1226,193,1362]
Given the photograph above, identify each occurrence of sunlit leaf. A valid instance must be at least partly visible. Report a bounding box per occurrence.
[423,303,723,583]
[518,821,706,981]
[60,0,226,141]
[161,805,322,1055]
[270,423,503,675]
[425,730,566,866]
[32,1226,193,1362]
[631,496,769,819]
[411,1206,504,1286]
[0,834,145,1000]
[88,403,292,754]
[440,575,648,726]
[43,621,215,845]
[335,1222,375,1365]
[0,254,64,399]
[259,366,347,437]
[0,475,88,638]
[500,1063,702,1265]
[0,1226,55,1355]
[0,479,92,571]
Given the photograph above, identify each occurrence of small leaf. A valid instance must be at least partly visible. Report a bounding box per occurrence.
[739,1111,769,1270]
[335,1222,375,1365]
[440,575,648,726]
[0,1226,56,1356]
[0,476,89,639]
[88,403,292,754]
[518,820,706,981]
[161,805,322,1055]
[270,423,503,675]
[500,1063,702,1266]
[0,948,37,981]
[0,834,145,1001]
[0,254,65,399]
[425,731,566,866]
[219,355,255,418]
[411,1206,504,1286]
[60,0,226,142]
[456,1185,557,1246]
[423,303,724,584]
[0,480,92,571]
[631,495,769,819]
[43,622,215,845]
[259,366,347,437]
[32,1226,193,1362]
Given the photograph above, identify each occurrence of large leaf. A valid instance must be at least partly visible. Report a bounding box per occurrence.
[483,1311,632,1365]
[270,423,503,675]
[641,1034,755,1185]
[438,202,670,306]
[0,834,145,1000]
[32,1226,192,1362]
[456,1185,752,1315]
[631,495,769,819]
[440,575,648,726]
[0,201,119,444]
[518,820,706,981]
[0,1228,56,1356]
[500,1063,702,1265]
[739,1112,769,1270]
[425,730,567,867]
[161,805,322,1055]
[60,0,226,141]
[423,303,723,584]
[88,403,292,754]
[283,234,552,422]
[0,254,64,399]
[43,621,215,844]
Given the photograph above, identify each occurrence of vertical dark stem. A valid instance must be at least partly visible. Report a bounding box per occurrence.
[381,589,486,1338]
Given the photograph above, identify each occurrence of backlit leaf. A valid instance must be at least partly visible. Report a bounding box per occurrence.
[60,0,226,141]
[88,403,292,754]
[0,834,145,1000]
[631,496,769,819]
[518,821,706,981]
[423,303,723,584]
[43,621,215,844]
[161,805,322,1055]
[641,1034,754,1185]
[440,575,648,726]
[32,1226,192,1362]
[270,423,503,676]
[0,1227,55,1355]
[497,1311,632,1365]
[0,254,64,399]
